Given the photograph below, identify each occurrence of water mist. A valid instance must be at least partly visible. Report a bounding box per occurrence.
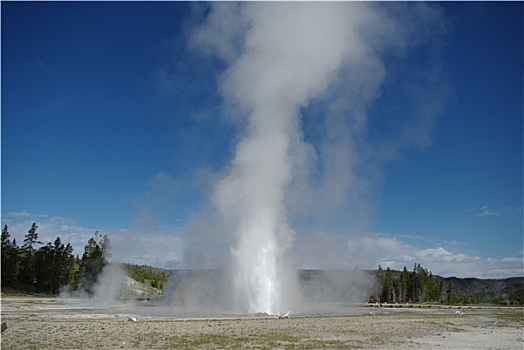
[189,2,445,314]
[193,2,365,314]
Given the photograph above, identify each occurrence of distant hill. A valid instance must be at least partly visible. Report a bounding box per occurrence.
[442,276,523,305]
[121,263,173,290]
[120,275,163,300]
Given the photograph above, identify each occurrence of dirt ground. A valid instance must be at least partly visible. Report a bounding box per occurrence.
[1,298,522,349]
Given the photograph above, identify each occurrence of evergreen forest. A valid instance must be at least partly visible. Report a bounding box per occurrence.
[1,223,109,295]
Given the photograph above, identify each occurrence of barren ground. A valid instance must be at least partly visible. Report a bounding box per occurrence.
[1,297,522,349]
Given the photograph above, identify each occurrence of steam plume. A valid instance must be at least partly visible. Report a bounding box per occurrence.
[190,2,445,314]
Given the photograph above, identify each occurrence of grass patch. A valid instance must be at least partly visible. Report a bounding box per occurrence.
[1,287,56,298]
[159,334,238,349]
[300,339,357,350]
[135,330,334,349]
[495,312,524,322]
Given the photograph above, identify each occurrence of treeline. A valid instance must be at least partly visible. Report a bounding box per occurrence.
[374,264,445,303]
[374,264,524,305]
[1,223,109,296]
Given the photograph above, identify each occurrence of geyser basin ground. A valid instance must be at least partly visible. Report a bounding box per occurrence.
[1,297,522,349]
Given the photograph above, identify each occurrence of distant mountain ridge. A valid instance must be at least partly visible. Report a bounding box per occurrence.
[442,275,523,305]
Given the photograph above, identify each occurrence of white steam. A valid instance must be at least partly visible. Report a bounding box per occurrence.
[189,2,445,314]
[90,264,127,306]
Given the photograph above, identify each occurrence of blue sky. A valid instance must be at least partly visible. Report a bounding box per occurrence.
[2,2,522,278]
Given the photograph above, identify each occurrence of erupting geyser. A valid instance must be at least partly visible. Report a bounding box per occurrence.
[203,2,364,314]
[215,111,295,313]
[190,2,445,313]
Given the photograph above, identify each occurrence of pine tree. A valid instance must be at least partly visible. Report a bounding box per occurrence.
[1,225,20,287]
[60,243,76,289]
[380,267,394,303]
[412,264,420,302]
[34,242,54,293]
[77,232,110,295]
[33,237,75,294]
[18,223,42,290]
[400,266,409,302]
[418,264,429,302]
[446,281,455,304]
[22,223,41,251]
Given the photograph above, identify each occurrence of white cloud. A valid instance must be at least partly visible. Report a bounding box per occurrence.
[2,213,93,252]
[474,204,522,218]
[6,210,31,218]
[479,208,495,217]
[374,240,522,279]
[295,231,523,279]
[1,211,184,268]
[415,247,466,263]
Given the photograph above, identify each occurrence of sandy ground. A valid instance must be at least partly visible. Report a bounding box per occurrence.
[1,298,522,349]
